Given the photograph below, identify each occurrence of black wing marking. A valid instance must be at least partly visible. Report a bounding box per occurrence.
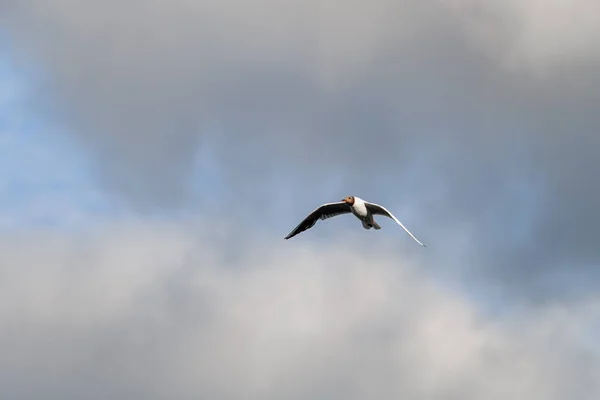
[365,202,426,247]
[284,202,352,240]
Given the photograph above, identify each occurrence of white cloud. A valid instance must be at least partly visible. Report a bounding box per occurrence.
[0,221,598,399]
[445,0,600,75]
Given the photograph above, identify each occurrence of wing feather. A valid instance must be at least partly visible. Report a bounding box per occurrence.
[365,202,426,247]
[284,202,351,239]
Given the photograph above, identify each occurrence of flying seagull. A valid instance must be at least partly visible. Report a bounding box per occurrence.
[284,196,426,246]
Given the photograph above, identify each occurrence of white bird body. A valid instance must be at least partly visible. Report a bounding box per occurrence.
[284,195,426,247]
[346,197,381,230]
[349,196,368,218]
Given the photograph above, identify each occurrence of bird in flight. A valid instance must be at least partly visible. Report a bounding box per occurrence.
[284,196,426,246]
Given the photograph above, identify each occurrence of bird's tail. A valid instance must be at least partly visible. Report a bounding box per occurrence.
[362,220,381,230]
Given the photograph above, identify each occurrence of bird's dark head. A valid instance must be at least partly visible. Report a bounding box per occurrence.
[341,196,355,206]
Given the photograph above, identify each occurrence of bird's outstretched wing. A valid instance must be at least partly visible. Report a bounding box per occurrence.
[365,202,426,247]
[285,202,352,240]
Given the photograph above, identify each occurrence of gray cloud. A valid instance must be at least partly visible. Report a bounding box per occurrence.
[1,0,600,299]
[1,222,599,399]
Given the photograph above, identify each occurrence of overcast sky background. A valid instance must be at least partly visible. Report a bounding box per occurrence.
[1,1,600,398]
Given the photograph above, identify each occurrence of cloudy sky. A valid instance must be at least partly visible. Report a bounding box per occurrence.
[1,0,600,398]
